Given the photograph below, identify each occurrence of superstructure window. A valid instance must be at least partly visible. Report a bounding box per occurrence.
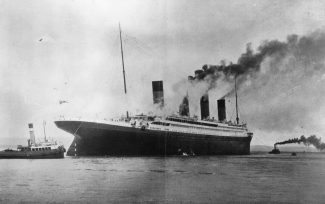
[167,117,219,127]
[151,122,170,126]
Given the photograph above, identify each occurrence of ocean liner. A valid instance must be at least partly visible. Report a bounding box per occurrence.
[54,25,253,156]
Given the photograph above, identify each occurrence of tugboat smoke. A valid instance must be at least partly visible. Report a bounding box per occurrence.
[275,135,325,151]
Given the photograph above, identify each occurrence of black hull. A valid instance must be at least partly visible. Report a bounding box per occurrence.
[269,149,281,154]
[55,121,252,156]
[0,151,64,159]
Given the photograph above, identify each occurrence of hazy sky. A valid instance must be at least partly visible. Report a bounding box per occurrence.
[1,0,325,146]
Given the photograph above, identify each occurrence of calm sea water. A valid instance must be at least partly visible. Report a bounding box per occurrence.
[0,153,325,204]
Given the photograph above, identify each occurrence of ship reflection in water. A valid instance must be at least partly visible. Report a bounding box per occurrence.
[1,153,325,203]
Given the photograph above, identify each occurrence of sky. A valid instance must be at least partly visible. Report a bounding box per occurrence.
[1,0,325,147]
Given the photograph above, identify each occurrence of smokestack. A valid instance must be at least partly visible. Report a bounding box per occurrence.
[28,123,35,145]
[217,99,226,122]
[152,81,164,107]
[200,94,209,120]
[195,70,203,78]
[178,77,194,117]
[179,95,189,116]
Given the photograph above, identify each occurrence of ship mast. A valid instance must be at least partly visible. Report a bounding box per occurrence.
[235,75,239,124]
[43,120,47,142]
[119,23,129,118]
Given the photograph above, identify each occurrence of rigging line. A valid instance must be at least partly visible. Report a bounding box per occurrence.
[122,36,155,55]
[254,136,270,147]
[123,33,153,51]
[132,37,157,54]
[123,33,159,56]
[125,33,186,76]
[131,40,159,58]
[123,40,154,57]
[124,35,137,42]
[123,39,152,54]
[73,122,83,136]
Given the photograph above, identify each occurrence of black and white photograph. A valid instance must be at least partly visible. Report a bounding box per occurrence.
[1,0,325,203]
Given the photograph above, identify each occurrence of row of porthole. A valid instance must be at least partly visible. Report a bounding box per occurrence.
[31,147,52,151]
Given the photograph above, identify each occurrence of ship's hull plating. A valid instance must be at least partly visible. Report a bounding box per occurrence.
[0,150,64,159]
[55,121,252,156]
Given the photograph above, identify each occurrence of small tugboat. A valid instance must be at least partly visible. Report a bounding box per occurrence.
[0,123,66,159]
[269,144,280,154]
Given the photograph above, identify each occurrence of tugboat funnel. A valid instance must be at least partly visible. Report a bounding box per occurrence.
[28,123,35,145]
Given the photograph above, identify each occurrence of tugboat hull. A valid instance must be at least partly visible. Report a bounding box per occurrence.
[269,149,280,154]
[0,149,64,159]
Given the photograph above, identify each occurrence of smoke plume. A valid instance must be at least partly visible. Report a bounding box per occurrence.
[181,31,325,94]
[276,135,325,151]
[174,30,325,138]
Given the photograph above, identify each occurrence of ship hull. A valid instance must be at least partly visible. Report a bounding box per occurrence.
[55,121,252,156]
[0,150,64,159]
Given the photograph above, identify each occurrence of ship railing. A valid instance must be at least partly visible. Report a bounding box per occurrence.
[153,126,247,137]
[55,117,133,127]
[152,126,248,137]
[170,127,245,136]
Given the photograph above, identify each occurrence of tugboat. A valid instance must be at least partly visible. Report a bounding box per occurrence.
[0,123,66,159]
[269,144,280,154]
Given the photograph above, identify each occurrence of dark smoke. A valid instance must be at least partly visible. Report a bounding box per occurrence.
[276,135,325,151]
[188,31,325,92]
[175,30,325,142]
[178,35,295,113]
